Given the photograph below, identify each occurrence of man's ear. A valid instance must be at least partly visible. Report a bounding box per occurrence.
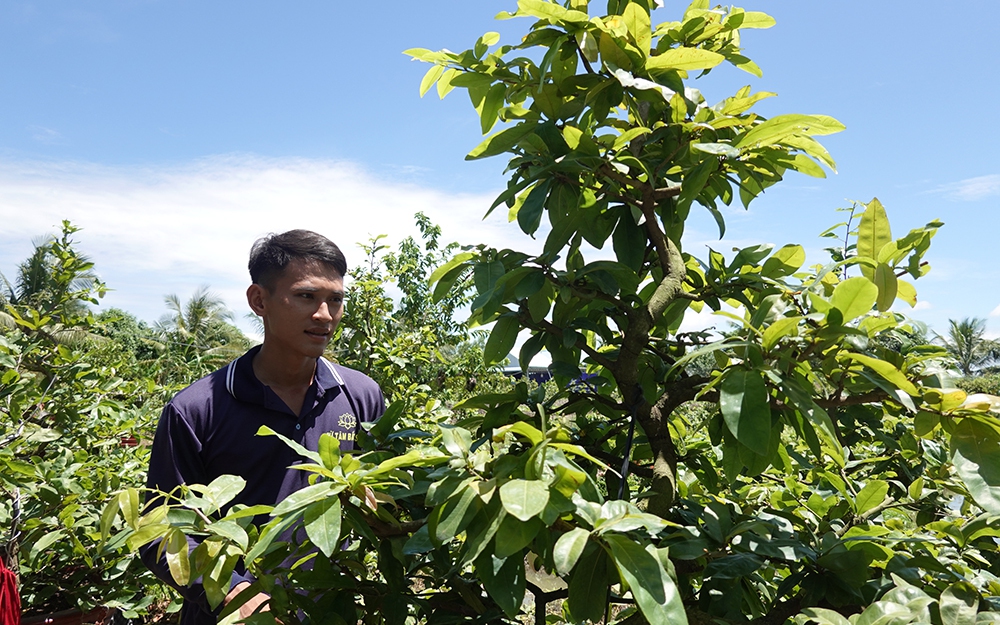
[247,283,267,316]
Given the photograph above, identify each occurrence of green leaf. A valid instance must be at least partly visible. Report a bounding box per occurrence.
[554,527,590,576]
[720,369,772,455]
[165,528,191,586]
[798,608,853,625]
[873,263,897,312]
[467,122,537,160]
[940,582,979,625]
[495,421,545,445]
[499,479,550,521]
[319,432,341,470]
[951,418,1000,515]
[483,315,520,365]
[761,316,800,351]
[28,529,65,563]
[845,353,919,396]
[829,276,877,322]
[605,535,688,625]
[896,278,917,307]
[480,83,507,134]
[567,543,610,623]
[202,475,247,515]
[856,198,892,280]
[206,520,249,551]
[119,487,141,530]
[517,0,589,23]
[270,482,344,517]
[854,480,888,515]
[429,251,476,285]
[303,496,342,558]
[622,2,651,52]
[476,552,526,618]
[739,11,776,29]
[429,485,482,544]
[736,114,845,149]
[256,425,321,463]
[646,47,725,71]
[495,515,542,558]
[419,64,445,97]
[460,503,505,566]
[516,179,552,236]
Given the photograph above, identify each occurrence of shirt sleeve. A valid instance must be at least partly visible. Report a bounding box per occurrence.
[140,402,255,616]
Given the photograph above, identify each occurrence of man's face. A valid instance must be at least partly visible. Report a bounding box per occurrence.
[247,258,344,360]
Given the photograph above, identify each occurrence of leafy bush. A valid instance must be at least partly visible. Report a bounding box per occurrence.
[0,223,169,617]
[956,374,1000,396]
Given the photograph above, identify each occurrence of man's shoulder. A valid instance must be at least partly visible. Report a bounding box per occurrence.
[167,358,242,414]
[325,360,380,390]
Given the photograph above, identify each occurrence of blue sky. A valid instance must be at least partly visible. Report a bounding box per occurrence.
[2,0,998,339]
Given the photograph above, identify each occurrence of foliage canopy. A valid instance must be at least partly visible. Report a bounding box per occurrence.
[101,2,1000,625]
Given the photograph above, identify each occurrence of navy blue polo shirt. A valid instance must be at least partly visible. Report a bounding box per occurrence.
[142,345,385,622]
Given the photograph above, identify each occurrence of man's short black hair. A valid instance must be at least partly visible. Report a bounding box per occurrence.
[249,229,347,290]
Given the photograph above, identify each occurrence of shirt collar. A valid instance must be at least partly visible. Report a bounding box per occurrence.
[226,345,344,406]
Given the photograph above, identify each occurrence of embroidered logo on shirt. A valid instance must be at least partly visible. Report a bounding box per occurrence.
[338,413,357,431]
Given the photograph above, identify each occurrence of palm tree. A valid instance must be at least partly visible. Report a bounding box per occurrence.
[938,317,1000,376]
[153,287,250,381]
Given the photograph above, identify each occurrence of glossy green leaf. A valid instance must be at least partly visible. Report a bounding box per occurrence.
[605,535,688,625]
[646,47,724,71]
[854,480,888,515]
[318,432,341,470]
[483,315,520,365]
[429,485,482,544]
[270,481,343,517]
[516,179,552,236]
[951,418,1000,515]
[845,353,919,396]
[567,543,609,623]
[476,552,526,618]
[856,198,892,280]
[303,496,342,558]
[873,263,897,312]
[206,520,249,551]
[736,114,845,149]
[896,278,917,306]
[28,529,65,563]
[495,514,542,558]
[554,527,590,576]
[467,123,537,160]
[622,3,651,52]
[202,475,247,515]
[165,528,191,586]
[798,608,853,625]
[720,369,771,455]
[939,582,978,625]
[499,478,549,521]
[517,0,589,23]
[256,425,321,464]
[829,277,877,322]
[419,64,445,97]
[761,316,800,351]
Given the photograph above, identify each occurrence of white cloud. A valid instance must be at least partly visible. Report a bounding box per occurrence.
[991,303,1000,317]
[28,125,65,145]
[933,174,1000,201]
[0,155,519,327]
[913,300,932,311]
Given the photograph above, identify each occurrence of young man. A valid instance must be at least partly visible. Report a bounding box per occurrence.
[142,230,385,624]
